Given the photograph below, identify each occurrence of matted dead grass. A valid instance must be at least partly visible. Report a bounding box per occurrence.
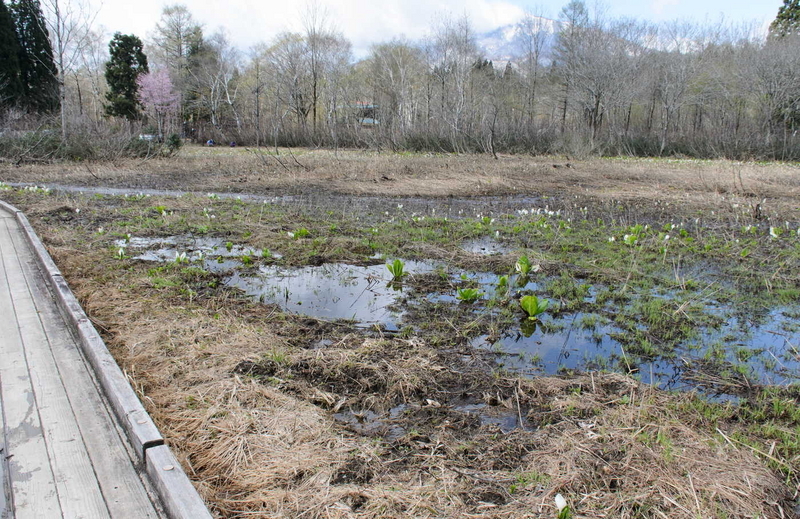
[2,147,799,218]
[40,237,796,519]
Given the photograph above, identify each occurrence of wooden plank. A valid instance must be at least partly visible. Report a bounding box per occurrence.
[1,217,110,518]
[4,201,210,518]
[0,216,14,519]
[7,221,161,518]
[14,211,60,280]
[70,317,164,459]
[0,218,61,517]
[145,446,212,519]
[0,382,9,519]
[0,202,16,219]
[16,209,165,460]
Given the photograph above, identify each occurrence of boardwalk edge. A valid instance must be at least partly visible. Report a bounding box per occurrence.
[0,200,212,519]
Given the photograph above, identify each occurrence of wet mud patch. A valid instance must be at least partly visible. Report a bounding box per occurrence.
[232,339,533,445]
[234,339,455,405]
[45,205,80,222]
[33,203,109,232]
[330,456,376,485]
[681,357,759,397]
[277,317,360,349]
[230,346,797,518]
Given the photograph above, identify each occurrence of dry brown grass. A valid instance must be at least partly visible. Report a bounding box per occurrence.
[2,147,799,217]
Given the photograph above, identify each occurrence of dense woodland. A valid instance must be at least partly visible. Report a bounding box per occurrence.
[0,0,799,160]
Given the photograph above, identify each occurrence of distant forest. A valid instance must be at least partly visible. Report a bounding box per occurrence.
[1,0,799,160]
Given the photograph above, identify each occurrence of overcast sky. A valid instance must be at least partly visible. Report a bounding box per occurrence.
[89,0,784,58]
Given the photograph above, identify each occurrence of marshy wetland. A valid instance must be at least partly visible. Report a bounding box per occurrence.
[2,148,800,518]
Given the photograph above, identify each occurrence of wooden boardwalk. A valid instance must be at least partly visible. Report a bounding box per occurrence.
[0,205,163,518]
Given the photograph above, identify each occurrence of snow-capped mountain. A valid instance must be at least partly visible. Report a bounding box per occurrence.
[477,16,560,63]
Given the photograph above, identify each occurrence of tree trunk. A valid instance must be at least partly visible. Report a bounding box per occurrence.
[59,70,67,140]
[74,74,83,116]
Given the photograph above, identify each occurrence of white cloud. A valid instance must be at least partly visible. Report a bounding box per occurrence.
[91,0,527,58]
[650,0,681,17]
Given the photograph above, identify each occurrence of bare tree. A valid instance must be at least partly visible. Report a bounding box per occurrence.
[319,32,351,149]
[568,18,648,141]
[647,22,706,153]
[516,8,553,127]
[73,26,108,123]
[266,32,312,137]
[245,44,268,146]
[427,13,479,151]
[367,39,425,147]
[745,34,800,155]
[301,0,328,137]
[553,0,589,134]
[189,29,242,132]
[39,0,98,139]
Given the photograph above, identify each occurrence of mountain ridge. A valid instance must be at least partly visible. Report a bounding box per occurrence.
[477,16,560,63]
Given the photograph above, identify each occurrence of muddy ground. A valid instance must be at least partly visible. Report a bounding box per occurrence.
[3,146,800,216]
[2,148,800,518]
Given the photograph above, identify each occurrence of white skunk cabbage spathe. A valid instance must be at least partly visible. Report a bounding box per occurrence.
[555,493,567,512]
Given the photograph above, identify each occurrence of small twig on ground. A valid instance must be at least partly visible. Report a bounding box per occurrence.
[717,429,792,470]
[514,381,525,432]
[688,473,702,516]
[248,146,289,172]
[286,148,309,171]
[715,427,739,450]
[84,164,100,180]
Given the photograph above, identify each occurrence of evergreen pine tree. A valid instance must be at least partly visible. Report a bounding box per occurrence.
[10,0,58,112]
[771,0,800,37]
[104,33,149,120]
[0,0,22,106]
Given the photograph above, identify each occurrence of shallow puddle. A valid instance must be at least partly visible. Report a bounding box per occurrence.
[334,399,523,439]
[333,406,407,440]
[473,308,800,393]
[121,233,437,327]
[471,316,679,387]
[451,402,523,432]
[461,237,513,256]
[115,235,273,262]
[224,260,436,328]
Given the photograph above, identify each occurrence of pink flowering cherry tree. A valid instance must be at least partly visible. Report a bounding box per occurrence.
[137,70,180,139]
